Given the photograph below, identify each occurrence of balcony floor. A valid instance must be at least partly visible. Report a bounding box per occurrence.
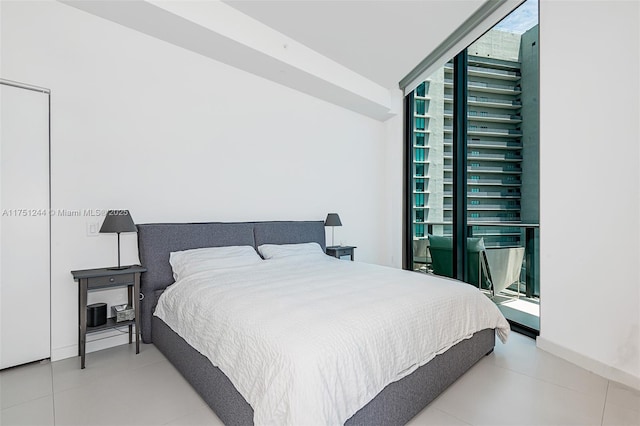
[492,292,540,336]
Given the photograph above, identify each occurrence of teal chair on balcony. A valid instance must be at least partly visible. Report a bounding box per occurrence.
[412,239,431,272]
[427,234,492,291]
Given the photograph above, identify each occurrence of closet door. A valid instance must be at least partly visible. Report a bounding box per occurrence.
[0,82,51,369]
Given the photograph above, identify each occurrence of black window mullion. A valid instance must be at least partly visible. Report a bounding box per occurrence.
[403,92,415,271]
[452,50,469,282]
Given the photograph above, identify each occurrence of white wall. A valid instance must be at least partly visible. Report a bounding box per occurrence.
[0,1,392,360]
[382,97,405,269]
[4,0,637,386]
[537,0,640,389]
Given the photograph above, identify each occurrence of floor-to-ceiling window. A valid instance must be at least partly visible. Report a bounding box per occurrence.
[405,0,540,336]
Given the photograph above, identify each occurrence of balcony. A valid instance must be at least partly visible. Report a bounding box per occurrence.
[444,177,522,186]
[468,152,523,161]
[444,62,520,75]
[468,65,521,81]
[469,165,522,173]
[414,222,538,282]
[443,125,522,138]
[444,110,522,123]
[444,153,523,163]
[443,165,522,174]
[445,138,523,149]
[444,204,520,211]
[467,56,521,70]
[443,190,521,199]
[444,95,522,109]
[444,79,522,94]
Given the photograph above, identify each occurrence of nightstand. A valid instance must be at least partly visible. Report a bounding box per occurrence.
[326,245,357,261]
[71,265,146,369]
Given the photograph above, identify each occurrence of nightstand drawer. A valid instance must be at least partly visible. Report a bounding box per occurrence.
[87,273,134,289]
[326,245,356,261]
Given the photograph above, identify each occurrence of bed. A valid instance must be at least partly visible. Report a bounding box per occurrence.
[137,220,509,425]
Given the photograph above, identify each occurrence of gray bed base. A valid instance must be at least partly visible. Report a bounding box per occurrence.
[137,221,496,425]
[153,316,493,426]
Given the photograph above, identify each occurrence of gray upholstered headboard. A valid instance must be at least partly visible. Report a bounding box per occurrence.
[137,221,325,343]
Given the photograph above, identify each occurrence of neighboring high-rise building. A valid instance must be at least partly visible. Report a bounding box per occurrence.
[412,25,539,248]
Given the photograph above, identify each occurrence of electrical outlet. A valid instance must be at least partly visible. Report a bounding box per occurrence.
[86,221,100,237]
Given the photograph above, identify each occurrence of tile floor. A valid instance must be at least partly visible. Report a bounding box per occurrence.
[1,333,638,425]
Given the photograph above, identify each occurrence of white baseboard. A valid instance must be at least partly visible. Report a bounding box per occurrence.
[537,337,640,391]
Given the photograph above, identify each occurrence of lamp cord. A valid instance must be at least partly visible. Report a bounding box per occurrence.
[117,232,121,268]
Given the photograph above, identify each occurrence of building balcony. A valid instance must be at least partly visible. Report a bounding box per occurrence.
[468,65,521,81]
[468,97,521,109]
[469,84,522,96]
[444,205,521,211]
[444,95,522,109]
[444,110,522,123]
[468,176,521,184]
[467,56,521,70]
[443,62,520,78]
[444,79,521,94]
[470,128,522,137]
[444,138,522,149]
[467,152,522,161]
[443,165,522,174]
[443,154,524,163]
[470,225,523,236]
[443,191,521,199]
[469,165,522,174]
[468,139,522,149]
[468,114,522,124]
[444,126,523,138]
[444,178,521,186]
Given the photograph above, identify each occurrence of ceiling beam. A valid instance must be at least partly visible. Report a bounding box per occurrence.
[62,0,398,121]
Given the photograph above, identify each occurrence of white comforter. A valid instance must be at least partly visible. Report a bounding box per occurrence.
[154,255,509,426]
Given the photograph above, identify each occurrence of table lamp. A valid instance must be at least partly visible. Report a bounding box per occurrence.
[99,210,137,269]
[324,213,342,247]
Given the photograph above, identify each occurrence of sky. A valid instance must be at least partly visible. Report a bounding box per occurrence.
[494,0,539,34]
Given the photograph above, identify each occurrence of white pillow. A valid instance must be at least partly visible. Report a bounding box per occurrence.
[257,242,325,260]
[169,245,262,281]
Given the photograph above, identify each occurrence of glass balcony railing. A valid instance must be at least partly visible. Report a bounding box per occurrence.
[444,138,523,149]
[444,110,522,122]
[443,190,521,198]
[444,79,522,93]
[467,56,521,70]
[443,126,522,136]
[444,95,522,109]
[411,222,540,300]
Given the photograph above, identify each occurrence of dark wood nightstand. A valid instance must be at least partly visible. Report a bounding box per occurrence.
[326,245,357,261]
[71,265,146,369]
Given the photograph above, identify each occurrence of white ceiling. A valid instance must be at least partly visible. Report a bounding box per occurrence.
[223,0,487,89]
[63,0,494,120]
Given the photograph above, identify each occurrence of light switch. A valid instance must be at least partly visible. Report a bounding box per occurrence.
[86,221,100,237]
